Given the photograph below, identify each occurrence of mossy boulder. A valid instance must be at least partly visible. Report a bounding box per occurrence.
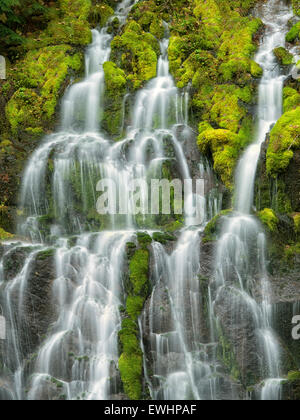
[0,228,13,241]
[89,2,114,27]
[283,87,300,113]
[257,208,279,232]
[266,107,300,177]
[198,128,243,189]
[286,22,300,43]
[111,21,159,89]
[273,47,294,66]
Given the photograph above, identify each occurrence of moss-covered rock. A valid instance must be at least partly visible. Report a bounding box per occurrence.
[257,208,279,232]
[266,108,300,177]
[286,22,300,43]
[273,47,294,66]
[198,128,244,189]
[0,228,14,241]
[203,209,232,242]
[103,61,127,136]
[118,245,151,400]
[111,21,159,90]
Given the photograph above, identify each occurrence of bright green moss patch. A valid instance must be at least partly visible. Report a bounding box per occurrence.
[129,249,150,296]
[203,209,232,242]
[250,60,263,78]
[286,22,300,43]
[273,47,294,66]
[89,2,114,27]
[258,208,279,232]
[292,0,300,16]
[118,246,150,400]
[111,21,159,89]
[119,352,143,400]
[293,213,300,234]
[283,87,300,113]
[287,371,300,381]
[5,45,82,134]
[198,128,243,189]
[0,228,14,241]
[103,61,127,136]
[266,108,300,177]
[26,0,92,48]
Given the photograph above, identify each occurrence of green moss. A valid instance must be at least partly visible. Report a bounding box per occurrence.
[6,45,82,134]
[31,0,92,47]
[118,245,150,400]
[103,61,127,136]
[217,323,241,383]
[126,296,145,320]
[119,352,143,400]
[210,85,247,133]
[287,371,300,381]
[286,22,300,43]
[273,47,294,66]
[203,209,232,242]
[36,248,56,261]
[293,213,300,234]
[250,60,263,78]
[292,0,300,16]
[0,227,13,241]
[257,208,279,232]
[129,249,149,296]
[111,21,159,89]
[266,108,300,177]
[152,231,176,244]
[198,128,242,189]
[136,232,152,247]
[283,87,300,113]
[89,2,114,27]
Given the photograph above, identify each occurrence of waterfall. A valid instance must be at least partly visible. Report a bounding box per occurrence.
[211,0,294,400]
[0,0,295,402]
[0,0,218,400]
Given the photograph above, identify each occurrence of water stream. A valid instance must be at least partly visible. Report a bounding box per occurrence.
[0,0,297,401]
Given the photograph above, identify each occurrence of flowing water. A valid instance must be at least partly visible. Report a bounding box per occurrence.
[210,0,294,400]
[0,0,215,400]
[0,0,297,401]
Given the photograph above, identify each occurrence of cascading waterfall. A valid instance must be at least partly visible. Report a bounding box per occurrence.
[210,0,294,401]
[0,0,296,402]
[0,0,217,400]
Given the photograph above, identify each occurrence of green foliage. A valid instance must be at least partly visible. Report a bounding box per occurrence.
[283,87,300,113]
[0,227,14,240]
[257,209,279,232]
[287,371,300,381]
[103,61,127,136]
[5,45,82,134]
[128,249,150,297]
[273,47,294,66]
[111,21,159,89]
[119,352,143,400]
[286,22,300,43]
[89,2,114,27]
[118,246,150,400]
[203,209,232,242]
[0,0,49,55]
[266,108,300,177]
[198,128,244,189]
[292,0,300,17]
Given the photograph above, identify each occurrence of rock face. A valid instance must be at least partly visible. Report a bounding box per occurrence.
[0,245,57,399]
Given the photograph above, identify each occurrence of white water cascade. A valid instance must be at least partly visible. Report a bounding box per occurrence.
[211,0,294,401]
[0,0,218,400]
[0,0,296,402]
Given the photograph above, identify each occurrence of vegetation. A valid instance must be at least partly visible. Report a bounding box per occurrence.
[118,243,150,400]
